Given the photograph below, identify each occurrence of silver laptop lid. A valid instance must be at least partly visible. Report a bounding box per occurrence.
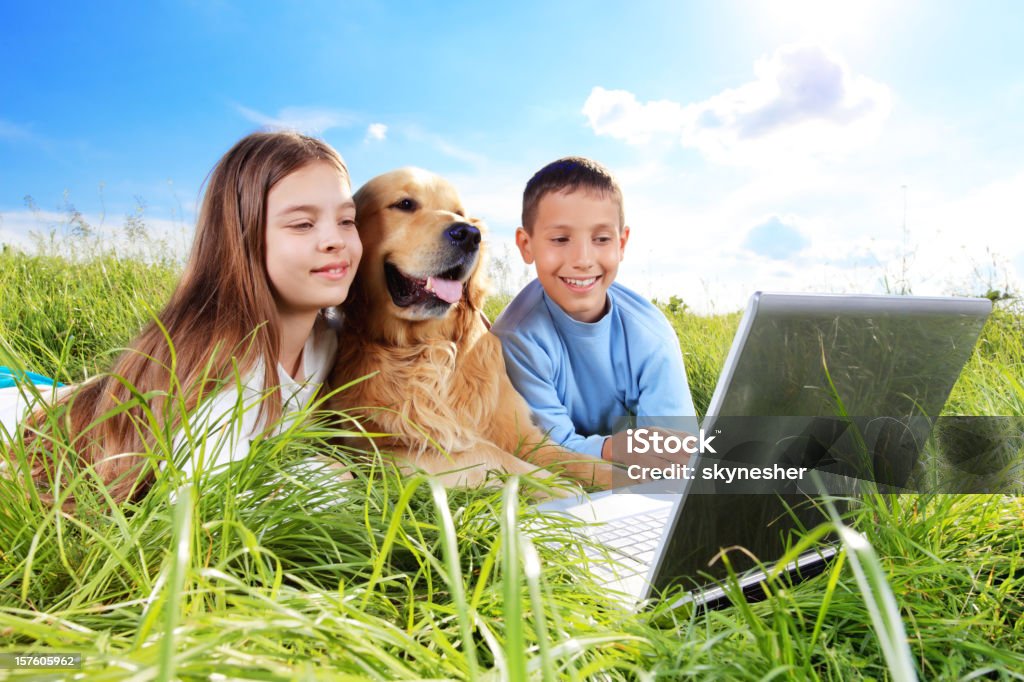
[643,291,992,599]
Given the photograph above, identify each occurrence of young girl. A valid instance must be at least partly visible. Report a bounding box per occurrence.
[3,131,361,504]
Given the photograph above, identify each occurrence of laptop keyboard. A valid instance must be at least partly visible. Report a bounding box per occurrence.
[586,508,670,582]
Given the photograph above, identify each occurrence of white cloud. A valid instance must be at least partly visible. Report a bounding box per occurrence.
[365,122,388,141]
[577,81,1024,313]
[234,104,357,134]
[582,89,685,144]
[583,44,891,166]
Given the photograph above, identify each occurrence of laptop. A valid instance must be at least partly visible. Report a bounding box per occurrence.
[535,291,993,610]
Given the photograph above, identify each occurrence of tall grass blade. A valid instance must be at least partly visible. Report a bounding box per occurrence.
[157,481,193,682]
[521,535,555,682]
[429,478,480,679]
[824,494,919,682]
[501,476,526,682]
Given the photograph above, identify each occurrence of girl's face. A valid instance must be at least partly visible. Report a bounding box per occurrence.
[265,161,362,319]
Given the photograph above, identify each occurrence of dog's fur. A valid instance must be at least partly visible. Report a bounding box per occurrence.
[330,168,611,488]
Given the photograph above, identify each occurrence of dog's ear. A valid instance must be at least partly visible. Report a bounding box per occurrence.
[352,177,379,213]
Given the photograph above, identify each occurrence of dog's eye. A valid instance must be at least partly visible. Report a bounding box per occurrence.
[390,198,418,212]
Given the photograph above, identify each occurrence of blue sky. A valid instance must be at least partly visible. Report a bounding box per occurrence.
[3,0,1023,311]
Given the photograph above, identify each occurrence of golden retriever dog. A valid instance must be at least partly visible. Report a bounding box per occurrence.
[330,168,611,489]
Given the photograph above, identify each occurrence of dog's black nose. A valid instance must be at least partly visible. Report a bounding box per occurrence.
[446,223,481,253]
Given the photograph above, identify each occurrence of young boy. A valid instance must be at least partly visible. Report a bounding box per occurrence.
[491,156,696,460]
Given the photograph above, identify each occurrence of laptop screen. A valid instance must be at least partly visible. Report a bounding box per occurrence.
[648,292,992,594]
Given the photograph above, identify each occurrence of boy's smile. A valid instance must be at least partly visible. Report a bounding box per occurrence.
[561,276,598,291]
[516,189,629,323]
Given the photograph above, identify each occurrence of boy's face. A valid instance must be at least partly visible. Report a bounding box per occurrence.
[515,189,629,323]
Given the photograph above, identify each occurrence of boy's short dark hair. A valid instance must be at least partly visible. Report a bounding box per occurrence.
[521,156,625,234]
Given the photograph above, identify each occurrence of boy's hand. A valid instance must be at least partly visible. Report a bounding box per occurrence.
[602,428,694,487]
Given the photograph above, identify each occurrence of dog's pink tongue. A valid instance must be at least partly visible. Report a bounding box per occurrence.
[426,276,463,303]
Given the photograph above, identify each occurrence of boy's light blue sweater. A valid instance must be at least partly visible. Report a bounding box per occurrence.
[491,279,696,458]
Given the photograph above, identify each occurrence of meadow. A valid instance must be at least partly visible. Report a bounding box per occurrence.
[1,243,1023,681]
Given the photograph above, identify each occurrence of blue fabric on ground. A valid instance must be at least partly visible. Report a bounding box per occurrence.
[0,366,63,389]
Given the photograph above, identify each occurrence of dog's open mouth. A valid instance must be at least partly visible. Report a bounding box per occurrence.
[385,262,467,308]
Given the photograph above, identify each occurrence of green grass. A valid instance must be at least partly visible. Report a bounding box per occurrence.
[0,247,178,382]
[2,248,1023,680]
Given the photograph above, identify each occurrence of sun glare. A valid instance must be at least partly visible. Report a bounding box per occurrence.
[756,0,882,43]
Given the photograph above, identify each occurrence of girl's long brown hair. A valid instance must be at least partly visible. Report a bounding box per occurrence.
[19,131,349,504]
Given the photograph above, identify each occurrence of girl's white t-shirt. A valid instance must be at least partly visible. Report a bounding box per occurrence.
[0,324,338,476]
[176,324,338,474]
